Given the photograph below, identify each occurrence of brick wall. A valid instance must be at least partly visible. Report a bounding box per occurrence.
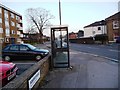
[2,54,51,89]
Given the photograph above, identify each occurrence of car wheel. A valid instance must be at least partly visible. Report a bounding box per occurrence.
[4,56,11,61]
[35,55,42,60]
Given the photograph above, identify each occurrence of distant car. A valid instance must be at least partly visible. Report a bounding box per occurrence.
[0,60,18,87]
[2,44,49,61]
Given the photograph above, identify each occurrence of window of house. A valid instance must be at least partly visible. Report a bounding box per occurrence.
[11,30,16,34]
[0,14,2,19]
[4,17,8,21]
[16,16,20,20]
[5,21,9,28]
[4,13,8,19]
[4,10,8,14]
[0,8,1,13]
[5,28,10,36]
[17,23,20,28]
[98,27,101,30]
[10,13,14,18]
[11,21,15,26]
[17,31,20,35]
[113,20,119,29]
[0,28,3,33]
[4,10,8,18]
[0,18,2,23]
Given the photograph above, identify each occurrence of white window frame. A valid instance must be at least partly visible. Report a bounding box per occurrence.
[4,16,8,21]
[17,23,20,28]
[11,21,15,26]
[11,30,16,34]
[0,18,2,23]
[0,8,2,14]
[5,21,9,28]
[5,28,10,36]
[4,10,8,14]
[4,13,8,19]
[16,16,20,20]
[11,13,14,18]
[0,28,3,33]
[113,20,119,29]
[4,10,8,19]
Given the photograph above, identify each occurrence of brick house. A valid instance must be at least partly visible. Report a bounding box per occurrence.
[69,32,78,39]
[0,4,23,48]
[105,11,120,42]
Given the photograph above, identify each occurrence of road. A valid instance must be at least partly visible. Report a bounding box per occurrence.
[43,43,118,88]
[70,43,119,62]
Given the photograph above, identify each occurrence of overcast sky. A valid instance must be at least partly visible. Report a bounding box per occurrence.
[0,0,119,36]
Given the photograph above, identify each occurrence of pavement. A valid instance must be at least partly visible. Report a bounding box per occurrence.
[37,43,118,88]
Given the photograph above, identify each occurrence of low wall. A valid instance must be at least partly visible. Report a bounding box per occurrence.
[2,54,51,89]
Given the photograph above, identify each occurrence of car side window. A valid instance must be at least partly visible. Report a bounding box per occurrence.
[9,45,19,51]
[20,45,29,51]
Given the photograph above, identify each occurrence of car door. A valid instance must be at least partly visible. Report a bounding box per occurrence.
[19,45,33,60]
[9,45,19,59]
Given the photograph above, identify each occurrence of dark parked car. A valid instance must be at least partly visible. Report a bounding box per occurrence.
[0,60,18,87]
[2,44,49,61]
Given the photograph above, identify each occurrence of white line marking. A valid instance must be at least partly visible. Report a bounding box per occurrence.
[79,52,118,63]
[109,49,120,52]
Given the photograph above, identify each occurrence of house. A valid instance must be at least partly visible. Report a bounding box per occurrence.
[69,32,77,39]
[0,4,23,48]
[105,11,120,42]
[84,20,107,38]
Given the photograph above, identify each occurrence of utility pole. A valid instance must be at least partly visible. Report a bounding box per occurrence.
[59,0,62,47]
[59,0,61,25]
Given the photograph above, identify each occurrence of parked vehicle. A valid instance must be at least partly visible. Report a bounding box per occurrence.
[0,60,18,87]
[2,44,49,61]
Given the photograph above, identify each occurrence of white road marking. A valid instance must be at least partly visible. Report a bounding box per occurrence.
[79,52,118,63]
[109,49,120,52]
[87,47,99,49]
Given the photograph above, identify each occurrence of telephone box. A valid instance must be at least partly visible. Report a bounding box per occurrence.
[51,25,70,68]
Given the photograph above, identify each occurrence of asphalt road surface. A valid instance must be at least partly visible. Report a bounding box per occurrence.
[70,43,119,62]
[14,60,36,75]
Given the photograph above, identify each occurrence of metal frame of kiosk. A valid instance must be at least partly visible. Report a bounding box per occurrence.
[51,25,70,68]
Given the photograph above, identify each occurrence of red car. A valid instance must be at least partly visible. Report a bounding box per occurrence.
[0,60,18,87]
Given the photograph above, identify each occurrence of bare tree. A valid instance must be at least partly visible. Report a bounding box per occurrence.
[25,7,54,43]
